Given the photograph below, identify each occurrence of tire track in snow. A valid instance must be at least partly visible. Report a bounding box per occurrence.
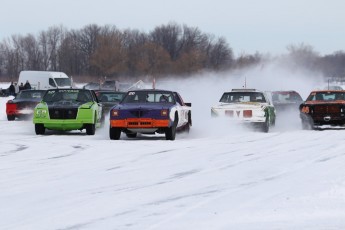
[0,143,28,157]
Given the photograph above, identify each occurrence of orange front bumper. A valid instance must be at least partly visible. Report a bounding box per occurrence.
[111,118,170,128]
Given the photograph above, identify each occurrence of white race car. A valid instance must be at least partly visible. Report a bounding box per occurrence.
[211,89,276,132]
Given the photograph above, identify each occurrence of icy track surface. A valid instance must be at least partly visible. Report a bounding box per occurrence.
[1,98,345,229]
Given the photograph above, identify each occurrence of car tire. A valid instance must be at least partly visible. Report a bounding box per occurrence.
[86,124,96,135]
[7,115,15,121]
[182,123,190,133]
[188,111,192,126]
[261,118,269,133]
[109,127,121,140]
[165,116,177,140]
[35,124,45,135]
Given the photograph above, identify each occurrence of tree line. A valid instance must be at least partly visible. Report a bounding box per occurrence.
[0,23,233,82]
[0,23,344,82]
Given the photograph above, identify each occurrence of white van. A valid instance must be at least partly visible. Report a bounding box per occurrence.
[18,71,72,90]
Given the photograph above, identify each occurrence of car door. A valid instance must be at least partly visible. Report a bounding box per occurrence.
[173,92,189,127]
[264,92,276,124]
[91,90,103,123]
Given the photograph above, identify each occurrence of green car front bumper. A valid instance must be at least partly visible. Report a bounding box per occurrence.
[33,108,98,131]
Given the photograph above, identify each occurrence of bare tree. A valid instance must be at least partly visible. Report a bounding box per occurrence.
[69,24,102,75]
[133,41,171,77]
[150,22,181,61]
[319,51,345,79]
[286,43,319,70]
[173,49,206,75]
[90,32,128,77]
[123,29,149,77]
[206,37,233,70]
[0,22,239,79]
[38,26,65,71]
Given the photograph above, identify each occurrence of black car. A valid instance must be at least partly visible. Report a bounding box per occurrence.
[83,82,101,90]
[101,80,117,90]
[6,90,46,120]
[271,90,303,113]
[95,90,126,118]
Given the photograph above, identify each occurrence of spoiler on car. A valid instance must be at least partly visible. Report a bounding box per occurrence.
[232,89,258,92]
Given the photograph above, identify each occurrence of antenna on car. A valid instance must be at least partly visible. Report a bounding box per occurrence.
[328,79,330,90]
[152,78,156,90]
[242,77,247,89]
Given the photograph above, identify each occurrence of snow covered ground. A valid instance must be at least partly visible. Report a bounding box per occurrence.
[1,70,345,229]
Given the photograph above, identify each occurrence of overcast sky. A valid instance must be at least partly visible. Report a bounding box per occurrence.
[1,0,344,56]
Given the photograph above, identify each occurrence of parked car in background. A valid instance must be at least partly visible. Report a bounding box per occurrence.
[269,90,304,113]
[101,80,117,91]
[6,90,46,121]
[33,89,102,135]
[109,89,192,140]
[83,82,101,90]
[299,90,345,129]
[211,89,276,132]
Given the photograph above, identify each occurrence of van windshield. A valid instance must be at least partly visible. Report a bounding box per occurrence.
[55,78,71,87]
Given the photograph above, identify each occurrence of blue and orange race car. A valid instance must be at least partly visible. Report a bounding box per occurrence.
[109,89,192,140]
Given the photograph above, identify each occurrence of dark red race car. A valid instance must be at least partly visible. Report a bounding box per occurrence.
[299,90,345,129]
[6,90,46,121]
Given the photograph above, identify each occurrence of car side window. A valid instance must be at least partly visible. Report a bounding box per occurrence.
[174,92,183,105]
[49,78,56,87]
[91,90,98,103]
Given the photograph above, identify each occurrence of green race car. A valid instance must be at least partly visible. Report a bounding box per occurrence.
[33,89,102,135]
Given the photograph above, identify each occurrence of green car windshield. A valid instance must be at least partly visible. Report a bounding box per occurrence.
[43,89,93,103]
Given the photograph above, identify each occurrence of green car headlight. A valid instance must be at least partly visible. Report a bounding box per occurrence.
[80,103,93,109]
[36,109,47,117]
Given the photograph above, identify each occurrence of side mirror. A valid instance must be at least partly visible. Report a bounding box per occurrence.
[185,102,192,107]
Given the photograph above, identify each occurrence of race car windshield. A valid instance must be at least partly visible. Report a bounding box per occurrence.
[97,92,125,102]
[16,90,45,99]
[307,92,345,101]
[220,92,266,103]
[122,91,175,103]
[43,89,92,102]
[272,92,303,103]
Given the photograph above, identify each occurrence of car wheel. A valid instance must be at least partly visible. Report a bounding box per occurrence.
[35,124,45,135]
[165,115,177,140]
[7,115,15,121]
[182,123,190,133]
[271,116,276,127]
[261,118,269,133]
[188,111,192,126]
[86,124,96,135]
[109,127,121,140]
[126,133,137,138]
